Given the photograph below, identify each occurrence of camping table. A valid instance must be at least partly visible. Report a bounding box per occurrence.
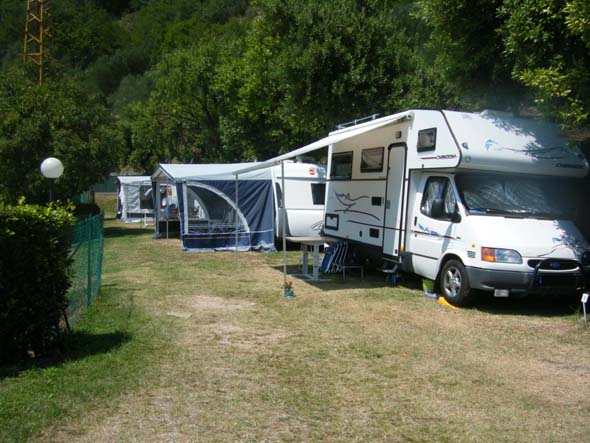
[286,237,337,281]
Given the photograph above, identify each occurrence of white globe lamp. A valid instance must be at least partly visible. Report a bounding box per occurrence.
[40,157,64,202]
[40,157,64,179]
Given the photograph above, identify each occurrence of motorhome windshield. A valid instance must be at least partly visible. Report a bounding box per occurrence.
[455,173,585,220]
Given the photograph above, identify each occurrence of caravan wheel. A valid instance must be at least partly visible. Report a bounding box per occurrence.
[440,259,471,307]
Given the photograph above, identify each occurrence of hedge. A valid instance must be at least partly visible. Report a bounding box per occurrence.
[0,201,75,363]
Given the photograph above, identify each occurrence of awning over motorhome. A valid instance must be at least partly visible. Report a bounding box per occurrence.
[232,111,413,175]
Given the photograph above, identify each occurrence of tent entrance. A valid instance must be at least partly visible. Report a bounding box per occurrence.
[182,183,251,251]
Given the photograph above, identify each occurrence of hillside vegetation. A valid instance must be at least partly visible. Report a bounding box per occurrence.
[1,0,589,202]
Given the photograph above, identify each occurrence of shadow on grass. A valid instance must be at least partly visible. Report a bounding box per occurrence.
[0,330,131,380]
[273,262,581,316]
[104,225,154,238]
[271,264,424,292]
[473,292,581,317]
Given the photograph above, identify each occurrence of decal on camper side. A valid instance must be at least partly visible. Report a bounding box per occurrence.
[310,220,323,232]
[412,223,458,240]
[416,223,440,236]
[484,139,582,161]
[334,190,381,222]
[420,154,458,161]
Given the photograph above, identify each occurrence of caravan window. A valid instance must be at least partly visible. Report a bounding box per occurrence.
[417,128,437,152]
[330,152,353,180]
[311,183,326,205]
[360,147,384,172]
[420,177,457,220]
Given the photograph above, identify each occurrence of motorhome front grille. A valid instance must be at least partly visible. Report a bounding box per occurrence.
[527,259,579,271]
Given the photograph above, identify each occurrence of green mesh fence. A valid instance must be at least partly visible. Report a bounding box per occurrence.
[67,213,104,324]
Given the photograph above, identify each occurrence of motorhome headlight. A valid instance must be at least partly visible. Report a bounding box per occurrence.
[481,247,522,264]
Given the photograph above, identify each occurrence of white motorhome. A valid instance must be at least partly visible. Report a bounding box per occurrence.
[272,161,326,238]
[322,109,590,305]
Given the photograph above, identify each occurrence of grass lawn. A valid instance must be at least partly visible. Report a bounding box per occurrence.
[1,194,590,442]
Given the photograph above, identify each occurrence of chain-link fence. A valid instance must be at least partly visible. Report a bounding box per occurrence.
[67,213,104,325]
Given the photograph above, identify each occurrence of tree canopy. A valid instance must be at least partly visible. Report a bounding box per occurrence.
[0,0,588,201]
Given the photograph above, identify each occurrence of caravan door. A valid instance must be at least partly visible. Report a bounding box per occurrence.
[382,144,407,259]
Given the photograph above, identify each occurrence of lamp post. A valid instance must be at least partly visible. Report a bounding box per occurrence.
[40,157,64,202]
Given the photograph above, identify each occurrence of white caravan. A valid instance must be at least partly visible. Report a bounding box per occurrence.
[272,161,326,238]
[323,109,590,305]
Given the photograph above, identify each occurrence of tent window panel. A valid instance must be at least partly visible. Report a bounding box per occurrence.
[330,151,353,180]
[139,185,154,210]
[360,147,384,173]
[186,185,245,234]
[311,183,326,205]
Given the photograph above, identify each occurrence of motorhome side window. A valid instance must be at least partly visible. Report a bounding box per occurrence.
[417,128,436,152]
[311,183,326,205]
[420,177,457,220]
[360,147,384,173]
[330,151,353,180]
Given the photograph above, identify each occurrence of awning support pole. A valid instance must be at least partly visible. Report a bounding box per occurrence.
[235,174,239,258]
[281,161,287,287]
[154,181,160,239]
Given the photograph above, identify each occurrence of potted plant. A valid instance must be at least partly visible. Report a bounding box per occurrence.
[283,280,295,298]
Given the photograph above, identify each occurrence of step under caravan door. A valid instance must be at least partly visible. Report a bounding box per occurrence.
[382,143,407,259]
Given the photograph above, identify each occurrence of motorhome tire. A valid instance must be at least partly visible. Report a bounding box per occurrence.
[440,259,471,307]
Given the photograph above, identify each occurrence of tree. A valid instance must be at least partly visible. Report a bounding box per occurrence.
[0,66,119,203]
[125,42,229,172]
[415,0,590,134]
[0,1,25,65]
[500,0,590,129]
[413,0,518,110]
[52,1,129,69]
[218,0,459,160]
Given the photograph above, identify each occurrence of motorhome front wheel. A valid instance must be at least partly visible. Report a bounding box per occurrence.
[440,260,471,307]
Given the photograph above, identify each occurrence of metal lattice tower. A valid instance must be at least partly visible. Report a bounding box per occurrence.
[23,0,50,84]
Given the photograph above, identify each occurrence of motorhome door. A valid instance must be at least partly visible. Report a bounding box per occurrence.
[382,144,407,259]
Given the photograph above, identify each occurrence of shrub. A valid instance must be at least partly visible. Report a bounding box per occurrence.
[0,200,75,363]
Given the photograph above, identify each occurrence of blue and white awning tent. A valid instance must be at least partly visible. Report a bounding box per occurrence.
[152,163,276,252]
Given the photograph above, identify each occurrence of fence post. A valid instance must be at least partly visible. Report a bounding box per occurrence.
[97,214,103,291]
[87,217,93,306]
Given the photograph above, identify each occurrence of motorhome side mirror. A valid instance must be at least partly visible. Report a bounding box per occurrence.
[431,198,444,219]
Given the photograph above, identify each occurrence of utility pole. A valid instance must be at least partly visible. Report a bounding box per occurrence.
[23,0,50,84]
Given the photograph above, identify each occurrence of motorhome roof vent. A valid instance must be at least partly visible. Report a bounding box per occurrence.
[336,113,380,130]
